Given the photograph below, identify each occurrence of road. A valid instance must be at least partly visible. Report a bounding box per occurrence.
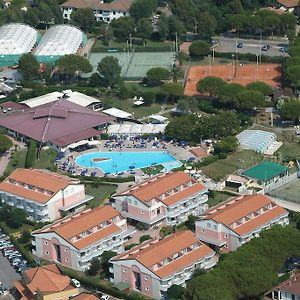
[0,253,21,289]
[213,36,289,57]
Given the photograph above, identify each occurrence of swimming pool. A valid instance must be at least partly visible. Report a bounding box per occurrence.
[75,151,178,174]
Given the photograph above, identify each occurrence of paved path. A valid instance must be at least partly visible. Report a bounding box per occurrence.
[270,197,300,212]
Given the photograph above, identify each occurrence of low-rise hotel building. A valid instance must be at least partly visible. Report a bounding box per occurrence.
[110,230,217,299]
[0,168,93,222]
[196,194,289,253]
[32,205,128,271]
[113,172,208,228]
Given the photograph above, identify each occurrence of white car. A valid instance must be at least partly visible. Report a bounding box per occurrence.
[100,294,110,300]
[71,278,81,288]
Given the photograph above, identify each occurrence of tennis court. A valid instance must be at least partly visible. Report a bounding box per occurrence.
[184,63,282,96]
[269,179,300,204]
[88,51,175,79]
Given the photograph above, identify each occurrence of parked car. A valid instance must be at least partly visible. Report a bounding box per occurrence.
[71,279,81,288]
[0,245,14,251]
[14,261,28,270]
[3,250,17,256]
[261,45,270,51]
[17,264,29,273]
[237,42,243,48]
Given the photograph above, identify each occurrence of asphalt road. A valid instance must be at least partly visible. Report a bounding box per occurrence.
[213,36,289,57]
[0,253,20,289]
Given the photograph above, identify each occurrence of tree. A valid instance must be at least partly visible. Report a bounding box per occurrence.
[280,100,300,123]
[18,53,39,80]
[56,54,92,78]
[167,284,185,299]
[101,251,117,276]
[87,257,101,276]
[170,66,183,82]
[197,12,217,38]
[177,97,198,114]
[168,15,186,39]
[89,72,102,87]
[0,135,12,155]
[71,8,95,32]
[146,67,170,85]
[217,82,244,106]
[185,214,197,231]
[236,90,265,109]
[136,18,153,40]
[246,81,273,96]
[286,65,300,87]
[97,56,122,87]
[139,235,152,243]
[129,0,157,21]
[25,139,37,168]
[19,229,31,244]
[214,136,238,154]
[110,17,135,41]
[189,40,210,57]
[196,76,226,97]
[161,82,183,102]
[6,209,27,228]
[157,15,170,40]
[213,111,240,137]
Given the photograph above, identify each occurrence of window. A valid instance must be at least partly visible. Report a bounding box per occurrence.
[201,229,205,233]
[44,241,48,245]
[224,234,228,239]
[145,276,148,281]
[123,268,127,273]
[64,248,68,252]
[213,225,217,229]
[45,251,49,255]
[145,287,149,291]
[134,200,138,205]
[207,223,211,228]
[224,244,228,248]
[141,210,144,215]
[65,258,69,262]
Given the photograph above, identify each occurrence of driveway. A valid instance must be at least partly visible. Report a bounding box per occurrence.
[213,36,289,57]
[0,253,21,290]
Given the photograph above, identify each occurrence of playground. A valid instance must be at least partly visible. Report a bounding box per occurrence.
[184,63,282,96]
[88,51,175,80]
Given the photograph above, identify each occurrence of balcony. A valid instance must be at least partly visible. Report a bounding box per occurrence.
[36,209,48,216]
[26,206,34,213]
[109,267,114,273]
[16,203,24,209]
[31,240,36,246]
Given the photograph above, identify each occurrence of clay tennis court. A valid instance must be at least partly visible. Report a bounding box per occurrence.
[184,63,282,96]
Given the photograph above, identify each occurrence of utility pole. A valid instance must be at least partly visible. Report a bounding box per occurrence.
[175,32,178,53]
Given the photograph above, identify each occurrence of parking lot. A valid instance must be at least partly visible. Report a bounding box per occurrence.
[0,252,20,289]
[213,36,289,57]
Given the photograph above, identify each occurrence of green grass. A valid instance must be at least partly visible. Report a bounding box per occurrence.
[141,164,164,175]
[279,143,300,160]
[201,150,263,181]
[85,183,117,208]
[208,191,233,207]
[124,82,162,93]
[5,148,57,175]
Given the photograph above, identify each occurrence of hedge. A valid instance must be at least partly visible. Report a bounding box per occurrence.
[72,175,135,183]
[91,46,172,53]
[25,139,37,168]
[0,222,36,267]
[214,51,284,64]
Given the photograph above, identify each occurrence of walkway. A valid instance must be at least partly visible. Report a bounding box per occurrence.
[270,196,300,212]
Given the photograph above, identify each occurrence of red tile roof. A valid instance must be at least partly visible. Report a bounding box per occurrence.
[0,99,114,146]
[272,271,300,295]
[112,230,215,278]
[204,194,288,236]
[33,206,121,249]
[118,172,206,206]
[0,168,74,204]
[277,0,299,7]
[0,101,25,110]
[189,147,209,158]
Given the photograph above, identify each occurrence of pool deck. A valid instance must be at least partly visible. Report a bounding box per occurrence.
[57,140,194,178]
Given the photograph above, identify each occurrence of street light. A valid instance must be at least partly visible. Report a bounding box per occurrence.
[231,53,235,79]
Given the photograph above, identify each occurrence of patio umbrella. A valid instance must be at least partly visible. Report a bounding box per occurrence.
[129,165,135,169]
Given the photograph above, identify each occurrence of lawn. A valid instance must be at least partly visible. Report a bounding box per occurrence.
[207,191,233,207]
[5,148,57,175]
[279,143,300,160]
[201,150,263,181]
[85,183,117,208]
[141,164,164,175]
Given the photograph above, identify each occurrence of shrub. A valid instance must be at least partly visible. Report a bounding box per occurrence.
[139,235,152,243]
[125,243,138,250]
[25,139,37,168]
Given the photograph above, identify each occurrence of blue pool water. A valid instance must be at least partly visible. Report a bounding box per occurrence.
[75,151,178,174]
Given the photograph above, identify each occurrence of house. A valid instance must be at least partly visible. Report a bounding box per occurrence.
[110,230,217,300]
[13,264,79,300]
[265,271,300,300]
[61,0,134,23]
[113,172,208,228]
[195,194,289,253]
[277,0,299,13]
[0,168,93,222]
[242,161,289,192]
[31,205,128,271]
[0,98,114,151]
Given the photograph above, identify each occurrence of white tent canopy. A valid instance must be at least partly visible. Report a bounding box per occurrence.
[134,100,145,106]
[0,23,38,55]
[35,25,83,56]
[103,107,132,119]
[149,115,168,123]
[107,123,166,137]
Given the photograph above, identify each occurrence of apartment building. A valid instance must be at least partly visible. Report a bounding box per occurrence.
[110,230,217,300]
[0,168,93,222]
[61,0,134,23]
[196,194,289,253]
[31,205,128,271]
[113,172,208,228]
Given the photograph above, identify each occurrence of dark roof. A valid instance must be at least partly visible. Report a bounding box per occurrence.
[243,161,288,181]
[61,0,134,11]
[0,99,114,146]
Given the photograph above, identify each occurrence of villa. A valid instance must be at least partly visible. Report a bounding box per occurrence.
[110,230,217,300]
[195,194,289,253]
[0,168,93,222]
[31,205,128,271]
[112,172,208,228]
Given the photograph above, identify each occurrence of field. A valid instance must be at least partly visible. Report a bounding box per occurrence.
[88,51,175,79]
[270,179,300,204]
[85,183,117,208]
[184,63,282,96]
[201,150,262,181]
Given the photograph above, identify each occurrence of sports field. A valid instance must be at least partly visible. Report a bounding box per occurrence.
[88,52,175,79]
[184,63,282,96]
[269,179,300,204]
